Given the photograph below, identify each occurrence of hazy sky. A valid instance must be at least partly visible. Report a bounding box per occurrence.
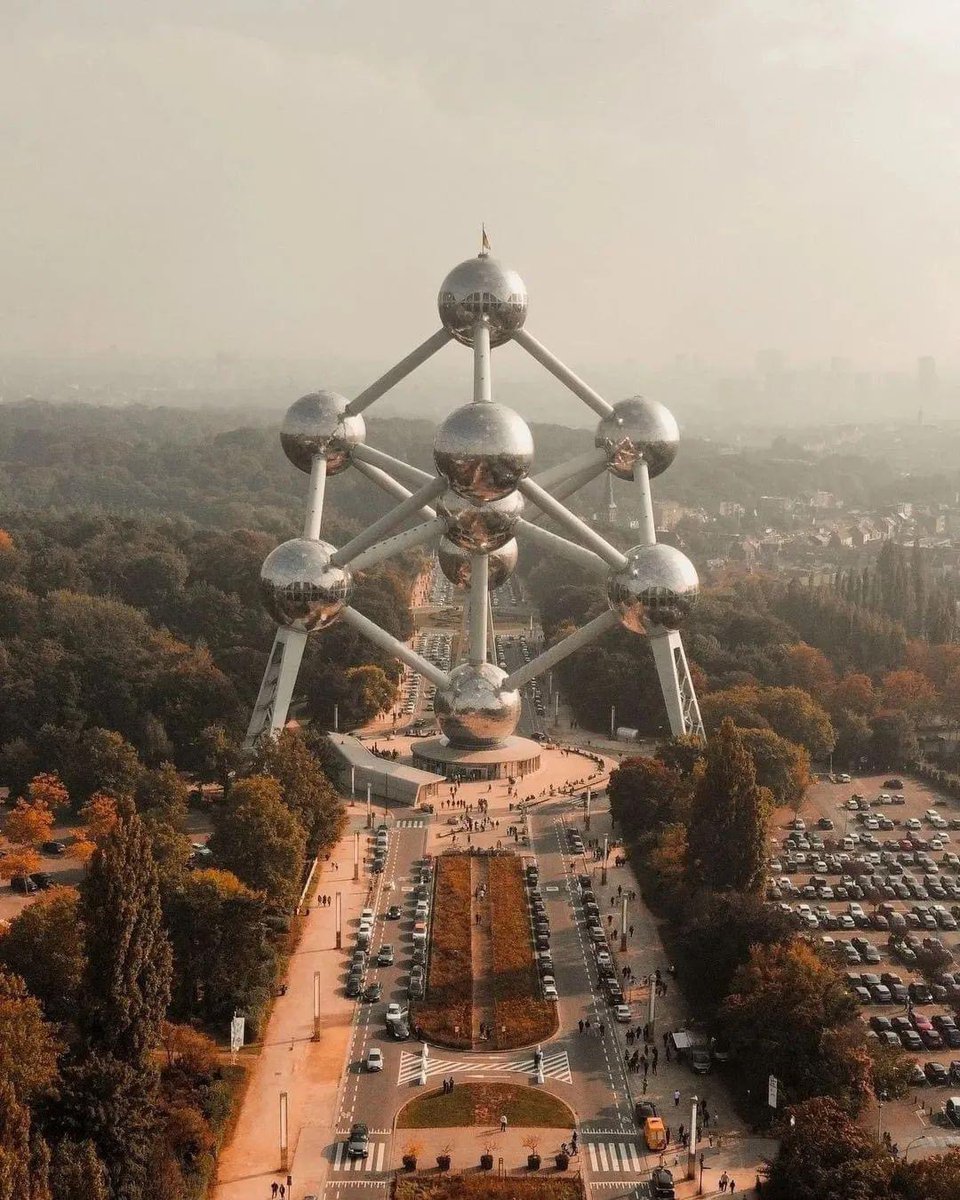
[2,1,958,376]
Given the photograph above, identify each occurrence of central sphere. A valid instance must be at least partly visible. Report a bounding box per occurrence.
[434,662,521,749]
[438,256,528,347]
[595,396,679,481]
[438,489,524,552]
[434,403,534,503]
[280,390,366,475]
[260,538,352,632]
[437,536,518,590]
[607,543,699,634]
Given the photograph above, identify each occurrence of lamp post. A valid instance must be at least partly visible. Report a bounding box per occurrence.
[279,1091,289,1171]
[877,1090,887,1142]
[313,971,322,1041]
[601,834,608,886]
[335,891,342,950]
[354,831,360,881]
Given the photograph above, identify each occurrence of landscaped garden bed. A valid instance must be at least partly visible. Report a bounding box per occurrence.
[412,853,473,1048]
[396,1082,574,1129]
[488,856,558,1049]
[394,1170,584,1200]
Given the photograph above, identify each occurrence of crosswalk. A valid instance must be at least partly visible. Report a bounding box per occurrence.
[585,1140,644,1174]
[398,1048,572,1086]
[331,1141,389,1173]
[394,819,425,828]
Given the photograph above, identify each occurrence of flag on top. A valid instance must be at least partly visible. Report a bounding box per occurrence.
[481,225,491,255]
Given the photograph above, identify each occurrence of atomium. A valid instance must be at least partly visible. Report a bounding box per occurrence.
[437,536,518,590]
[607,542,699,633]
[260,538,352,631]
[437,489,524,552]
[438,256,528,347]
[434,662,521,748]
[434,402,534,503]
[281,390,366,475]
[595,396,679,481]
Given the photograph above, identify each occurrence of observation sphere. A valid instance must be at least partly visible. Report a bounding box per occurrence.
[595,396,679,481]
[260,538,352,632]
[434,662,521,749]
[434,402,534,503]
[437,536,518,590]
[437,255,528,347]
[280,390,366,475]
[607,542,699,633]
[438,489,524,552]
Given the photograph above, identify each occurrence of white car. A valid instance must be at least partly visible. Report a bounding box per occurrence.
[614,1004,632,1023]
[906,819,922,830]
[366,1048,384,1072]
[386,1003,403,1022]
[543,980,559,1002]
[595,948,613,968]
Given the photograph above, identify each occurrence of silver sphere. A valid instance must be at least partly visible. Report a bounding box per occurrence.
[438,255,527,347]
[434,402,534,503]
[595,396,679,481]
[607,543,699,633]
[280,390,366,475]
[437,537,518,590]
[260,538,352,632]
[434,662,521,749]
[438,489,524,552]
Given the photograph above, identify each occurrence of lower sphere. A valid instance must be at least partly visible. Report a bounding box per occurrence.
[438,489,523,552]
[260,538,352,632]
[437,537,518,590]
[434,662,521,749]
[607,542,699,633]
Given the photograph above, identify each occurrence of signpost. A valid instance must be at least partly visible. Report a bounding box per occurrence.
[768,1074,779,1109]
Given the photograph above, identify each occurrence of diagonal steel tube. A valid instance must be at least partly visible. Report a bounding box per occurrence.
[512,328,615,419]
[346,329,452,416]
[352,458,438,519]
[504,610,620,692]
[340,606,450,690]
[532,447,609,492]
[331,477,446,567]
[515,519,609,576]
[352,443,435,491]
[345,519,445,574]
[519,477,627,570]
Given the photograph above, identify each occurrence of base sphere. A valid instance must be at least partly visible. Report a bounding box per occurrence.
[434,662,520,749]
[607,542,699,633]
[260,538,352,632]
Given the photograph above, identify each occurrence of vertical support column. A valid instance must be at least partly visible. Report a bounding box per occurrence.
[634,460,656,546]
[303,454,328,540]
[487,601,497,665]
[469,555,489,664]
[244,628,308,749]
[473,321,491,403]
[650,629,705,739]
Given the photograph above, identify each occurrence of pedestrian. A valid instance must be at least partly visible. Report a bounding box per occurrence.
[579,1019,584,1034]
[629,924,634,939]
[729,1181,736,1195]
[719,1172,728,1193]
[674,1090,681,1107]
[272,1184,279,1199]
[665,1126,671,1145]
[585,1019,591,1034]
[598,1022,605,1037]
[500,1115,508,1132]
[280,1187,286,1200]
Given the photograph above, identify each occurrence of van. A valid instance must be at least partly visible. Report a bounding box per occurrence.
[643,1116,667,1152]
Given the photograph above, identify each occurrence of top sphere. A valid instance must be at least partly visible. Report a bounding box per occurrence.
[438,256,528,347]
[280,390,366,475]
[434,402,534,503]
[595,396,679,481]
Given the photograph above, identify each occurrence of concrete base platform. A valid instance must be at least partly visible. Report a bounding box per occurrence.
[412,735,542,781]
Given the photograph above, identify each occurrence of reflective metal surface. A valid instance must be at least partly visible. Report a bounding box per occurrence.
[260,538,352,631]
[280,390,366,475]
[434,662,521,748]
[607,542,699,633]
[437,536,518,590]
[595,396,679,481]
[434,402,534,503]
[438,489,524,552]
[438,256,527,347]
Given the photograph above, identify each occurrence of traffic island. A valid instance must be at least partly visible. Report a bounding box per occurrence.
[396,1082,574,1129]
[414,854,473,1048]
[394,1177,584,1200]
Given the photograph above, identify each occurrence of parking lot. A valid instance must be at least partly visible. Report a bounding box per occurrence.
[773,772,960,1127]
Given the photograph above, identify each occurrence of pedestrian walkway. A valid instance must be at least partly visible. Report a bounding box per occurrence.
[585,1139,643,1174]
[330,1141,390,1173]
[470,856,496,1046]
[394,819,425,828]
[397,1048,573,1086]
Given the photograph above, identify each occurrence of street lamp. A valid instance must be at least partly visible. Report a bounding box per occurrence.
[877,1090,887,1142]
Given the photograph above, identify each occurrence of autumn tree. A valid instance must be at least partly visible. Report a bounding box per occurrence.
[78,792,119,843]
[0,846,40,881]
[0,888,84,1024]
[3,796,55,846]
[134,762,189,829]
[47,1140,110,1200]
[249,728,346,854]
[765,1097,891,1200]
[0,1077,51,1200]
[608,756,683,838]
[738,726,810,811]
[830,673,877,717]
[79,804,172,1065]
[782,643,836,694]
[890,1149,960,1200]
[67,727,141,807]
[882,669,939,716]
[0,969,60,1102]
[26,771,69,811]
[686,719,771,894]
[208,775,307,909]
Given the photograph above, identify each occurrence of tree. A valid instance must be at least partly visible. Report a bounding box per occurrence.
[134,762,189,829]
[67,727,141,807]
[3,797,55,846]
[0,847,41,880]
[166,868,275,1026]
[608,756,682,837]
[754,687,836,758]
[79,805,172,1065]
[765,1097,891,1200]
[870,710,919,769]
[882,669,938,716]
[832,707,873,769]
[78,792,119,843]
[739,727,810,810]
[208,775,307,909]
[648,823,688,886]
[0,1077,50,1200]
[891,1149,960,1200]
[0,889,84,1024]
[0,969,60,1102]
[48,1140,110,1200]
[249,729,346,854]
[654,734,705,777]
[830,673,877,717]
[26,771,69,811]
[783,643,836,694]
[686,719,771,894]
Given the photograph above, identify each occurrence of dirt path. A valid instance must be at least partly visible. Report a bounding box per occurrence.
[470,855,496,1049]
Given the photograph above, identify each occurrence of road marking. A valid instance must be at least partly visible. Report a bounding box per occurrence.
[586,1140,644,1174]
[397,1048,573,1086]
[331,1141,388,1172]
[395,819,425,828]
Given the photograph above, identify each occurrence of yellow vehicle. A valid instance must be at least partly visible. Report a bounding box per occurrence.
[644,1116,667,1152]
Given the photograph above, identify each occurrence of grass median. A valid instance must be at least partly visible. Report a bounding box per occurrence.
[412,853,473,1049]
[396,1081,574,1129]
[395,1179,583,1200]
